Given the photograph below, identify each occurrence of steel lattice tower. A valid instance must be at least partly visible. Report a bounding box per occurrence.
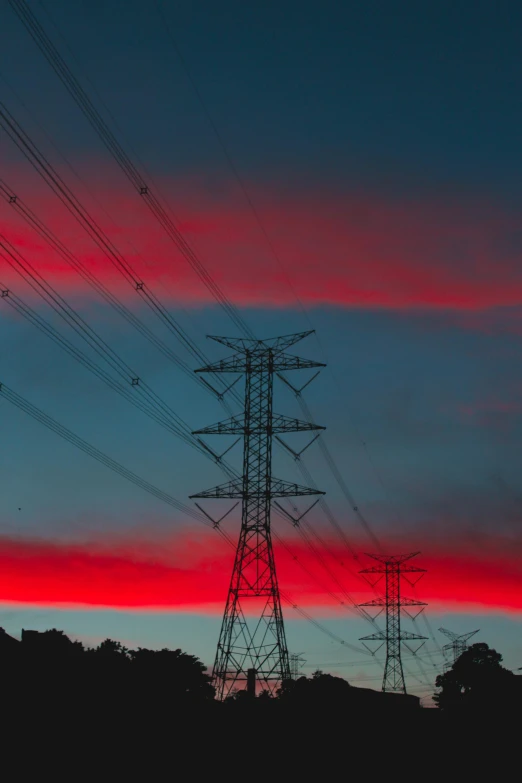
[439,627,479,670]
[359,552,427,694]
[289,652,306,679]
[190,331,324,699]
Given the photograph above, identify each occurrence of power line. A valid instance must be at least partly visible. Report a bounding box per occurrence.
[30,0,399,572]
[0,381,206,523]
[0,280,215,457]
[272,529,376,632]
[302,649,444,669]
[0,100,243,410]
[280,594,371,656]
[7,0,253,339]
[149,0,388,557]
[215,523,377,658]
[297,394,382,550]
[0,377,374,659]
[5,0,439,676]
[5,2,387,575]
[0,90,413,660]
[0,242,374,628]
[0,236,222,458]
[0,370,425,683]
[153,0,311,330]
[0,109,246,418]
[0,176,220,397]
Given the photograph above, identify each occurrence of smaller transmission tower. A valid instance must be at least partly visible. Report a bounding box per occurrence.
[289,652,306,680]
[439,627,479,670]
[359,552,427,694]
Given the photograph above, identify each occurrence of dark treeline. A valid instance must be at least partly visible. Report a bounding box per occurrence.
[1,629,517,768]
[1,628,215,710]
[2,628,519,716]
[2,628,519,754]
[1,627,422,713]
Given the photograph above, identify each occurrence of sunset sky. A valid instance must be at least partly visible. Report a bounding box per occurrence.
[0,0,521,700]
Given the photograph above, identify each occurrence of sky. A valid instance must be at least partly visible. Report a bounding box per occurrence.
[0,0,521,701]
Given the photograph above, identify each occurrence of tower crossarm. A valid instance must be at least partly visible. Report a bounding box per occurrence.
[195,352,325,374]
[360,631,386,641]
[190,477,325,500]
[400,566,427,575]
[208,331,315,354]
[439,627,479,666]
[193,412,325,436]
[271,353,326,372]
[190,479,244,499]
[270,479,325,497]
[459,630,480,643]
[399,597,427,608]
[361,630,426,642]
[195,354,250,374]
[359,566,387,575]
[364,552,422,566]
[438,627,459,642]
[360,565,426,576]
[398,631,427,641]
[359,597,427,608]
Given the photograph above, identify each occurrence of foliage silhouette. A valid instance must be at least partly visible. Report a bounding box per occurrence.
[434,642,514,712]
[129,646,215,701]
[22,627,84,657]
[278,669,352,703]
[5,629,215,709]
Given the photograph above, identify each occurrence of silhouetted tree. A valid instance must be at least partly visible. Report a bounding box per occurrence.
[91,638,130,658]
[84,638,130,688]
[278,670,352,703]
[224,685,260,704]
[129,647,215,701]
[22,628,84,657]
[434,642,514,712]
[222,686,274,705]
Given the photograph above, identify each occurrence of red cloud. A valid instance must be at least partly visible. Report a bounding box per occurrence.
[1,168,522,312]
[0,528,520,614]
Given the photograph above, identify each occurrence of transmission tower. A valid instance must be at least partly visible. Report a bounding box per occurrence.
[289,652,306,679]
[190,331,325,700]
[359,552,427,694]
[439,627,479,670]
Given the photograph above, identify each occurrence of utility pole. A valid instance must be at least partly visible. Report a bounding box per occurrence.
[439,627,479,670]
[190,331,324,700]
[359,552,427,694]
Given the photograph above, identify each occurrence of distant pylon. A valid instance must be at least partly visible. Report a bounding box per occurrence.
[439,627,479,670]
[190,331,325,700]
[289,652,306,679]
[359,552,427,694]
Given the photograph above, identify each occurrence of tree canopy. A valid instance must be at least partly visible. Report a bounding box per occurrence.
[9,630,215,705]
[277,670,352,703]
[434,642,514,712]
